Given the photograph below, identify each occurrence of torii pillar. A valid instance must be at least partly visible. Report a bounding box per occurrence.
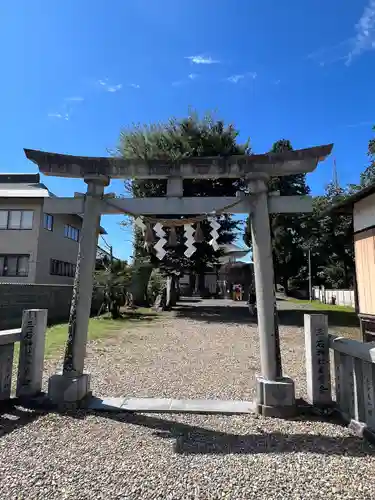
[48,176,109,406]
[249,175,295,417]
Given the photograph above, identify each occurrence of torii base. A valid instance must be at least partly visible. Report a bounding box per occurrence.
[255,375,297,418]
[48,371,91,410]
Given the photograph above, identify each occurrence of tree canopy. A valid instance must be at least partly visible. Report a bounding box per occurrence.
[244,127,375,293]
[116,110,374,297]
[117,111,250,291]
[350,125,375,191]
[244,139,310,293]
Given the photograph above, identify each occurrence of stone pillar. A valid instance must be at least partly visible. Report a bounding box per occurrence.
[249,177,296,417]
[304,314,332,407]
[16,309,48,398]
[0,343,14,401]
[48,177,108,406]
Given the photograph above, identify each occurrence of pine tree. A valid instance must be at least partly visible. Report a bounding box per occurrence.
[117,111,250,295]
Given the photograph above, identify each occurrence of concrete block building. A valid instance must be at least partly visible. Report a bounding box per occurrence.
[0,173,106,284]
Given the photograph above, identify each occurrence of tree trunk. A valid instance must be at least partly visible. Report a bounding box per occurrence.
[343,262,348,289]
[189,273,196,295]
[170,275,177,306]
[165,276,172,309]
[283,276,289,296]
[165,275,178,309]
[198,272,206,296]
[175,278,181,301]
[131,263,153,306]
[110,300,120,319]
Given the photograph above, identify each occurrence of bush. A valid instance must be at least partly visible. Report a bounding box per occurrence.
[147,269,166,304]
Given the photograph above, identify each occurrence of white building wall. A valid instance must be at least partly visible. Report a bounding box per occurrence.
[353,192,375,233]
[0,198,42,283]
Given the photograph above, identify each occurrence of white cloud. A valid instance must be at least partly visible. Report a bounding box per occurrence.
[346,0,375,65]
[48,112,69,121]
[226,72,257,84]
[65,96,84,102]
[172,75,198,86]
[308,0,375,66]
[307,40,351,66]
[48,96,82,121]
[186,55,219,64]
[107,84,122,92]
[346,120,374,128]
[227,74,244,83]
[98,79,122,92]
[129,83,140,89]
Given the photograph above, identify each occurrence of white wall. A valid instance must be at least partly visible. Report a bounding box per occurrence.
[354,192,375,233]
[312,287,355,308]
[0,199,42,283]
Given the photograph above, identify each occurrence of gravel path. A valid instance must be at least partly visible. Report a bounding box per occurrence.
[1,301,375,499]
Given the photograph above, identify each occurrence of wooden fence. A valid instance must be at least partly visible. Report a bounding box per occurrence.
[0,309,47,402]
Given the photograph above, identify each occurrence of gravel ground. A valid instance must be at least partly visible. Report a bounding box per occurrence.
[1,301,375,499]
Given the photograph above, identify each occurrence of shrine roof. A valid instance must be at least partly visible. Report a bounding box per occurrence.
[24,144,333,179]
[327,182,375,214]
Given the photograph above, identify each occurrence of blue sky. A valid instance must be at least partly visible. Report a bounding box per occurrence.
[2,0,375,261]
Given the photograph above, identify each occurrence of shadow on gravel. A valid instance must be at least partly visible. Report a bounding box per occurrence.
[175,304,257,325]
[277,309,359,329]
[101,312,159,322]
[277,309,360,340]
[174,302,360,339]
[74,411,375,456]
[178,298,203,304]
[0,404,46,438]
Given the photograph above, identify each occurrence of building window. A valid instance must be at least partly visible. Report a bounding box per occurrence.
[0,255,29,277]
[0,210,33,230]
[43,213,54,231]
[50,259,76,277]
[64,224,80,242]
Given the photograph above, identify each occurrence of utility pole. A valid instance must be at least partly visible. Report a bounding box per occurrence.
[109,245,113,274]
[109,244,113,302]
[308,248,312,301]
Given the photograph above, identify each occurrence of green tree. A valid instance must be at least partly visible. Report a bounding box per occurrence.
[306,182,354,289]
[117,111,250,295]
[94,258,132,318]
[354,125,375,189]
[244,139,310,294]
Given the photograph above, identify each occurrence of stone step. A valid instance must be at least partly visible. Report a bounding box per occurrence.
[89,397,256,415]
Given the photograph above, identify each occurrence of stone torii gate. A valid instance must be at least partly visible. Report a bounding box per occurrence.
[25,144,333,416]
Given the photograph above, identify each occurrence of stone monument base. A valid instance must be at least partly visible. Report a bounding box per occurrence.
[48,372,91,409]
[255,375,296,418]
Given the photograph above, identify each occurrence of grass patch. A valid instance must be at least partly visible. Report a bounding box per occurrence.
[45,308,159,358]
[14,308,159,362]
[287,298,355,313]
[281,298,360,340]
